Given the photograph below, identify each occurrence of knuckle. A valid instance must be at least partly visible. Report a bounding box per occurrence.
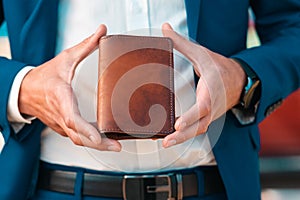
[56,128,67,136]
[202,125,209,133]
[196,123,209,134]
[64,116,74,128]
[73,139,82,146]
[70,135,82,146]
[176,132,186,143]
[199,100,211,114]
[196,126,204,134]
[81,37,90,46]
[61,49,72,58]
[205,104,212,114]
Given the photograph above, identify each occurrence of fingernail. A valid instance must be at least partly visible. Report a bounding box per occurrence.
[165,139,177,148]
[108,145,121,152]
[89,135,100,144]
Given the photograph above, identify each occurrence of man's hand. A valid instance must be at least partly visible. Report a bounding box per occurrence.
[162,23,246,148]
[19,25,121,152]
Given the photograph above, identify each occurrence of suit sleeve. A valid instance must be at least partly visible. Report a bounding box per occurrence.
[232,0,300,123]
[0,2,44,148]
[0,57,29,143]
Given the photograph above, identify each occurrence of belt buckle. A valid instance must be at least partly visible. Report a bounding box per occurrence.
[122,173,183,200]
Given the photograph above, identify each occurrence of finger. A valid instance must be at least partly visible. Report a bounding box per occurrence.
[57,88,103,145]
[174,87,211,131]
[174,103,204,130]
[72,113,103,144]
[47,122,68,137]
[163,116,210,148]
[64,126,121,152]
[78,134,122,152]
[175,79,211,130]
[68,24,107,64]
[162,23,199,66]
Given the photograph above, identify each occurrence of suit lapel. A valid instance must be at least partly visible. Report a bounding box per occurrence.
[17,0,59,65]
[185,0,201,40]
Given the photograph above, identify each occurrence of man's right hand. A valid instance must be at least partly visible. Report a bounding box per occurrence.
[18,25,121,152]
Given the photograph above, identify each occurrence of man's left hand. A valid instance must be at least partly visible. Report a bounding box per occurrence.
[162,23,246,148]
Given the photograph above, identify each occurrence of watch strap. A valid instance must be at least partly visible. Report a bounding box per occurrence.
[231,58,261,125]
[233,58,260,109]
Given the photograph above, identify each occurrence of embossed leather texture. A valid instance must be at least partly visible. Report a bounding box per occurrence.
[97,35,174,139]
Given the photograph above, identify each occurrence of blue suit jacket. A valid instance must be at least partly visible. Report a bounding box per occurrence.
[0,0,299,199]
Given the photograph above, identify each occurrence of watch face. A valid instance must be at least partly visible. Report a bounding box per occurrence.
[245,77,253,92]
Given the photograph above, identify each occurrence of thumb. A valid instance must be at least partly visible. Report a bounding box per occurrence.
[162,23,198,66]
[69,24,107,65]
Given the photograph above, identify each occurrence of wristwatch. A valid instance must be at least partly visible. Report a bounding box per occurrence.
[231,58,261,125]
[239,59,261,109]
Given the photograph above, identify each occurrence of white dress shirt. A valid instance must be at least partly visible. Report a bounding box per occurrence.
[3,0,216,172]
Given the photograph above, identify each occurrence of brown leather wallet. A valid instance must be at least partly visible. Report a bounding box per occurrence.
[97,35,175,139]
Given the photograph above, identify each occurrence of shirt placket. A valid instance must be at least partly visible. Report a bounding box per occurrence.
[125,0,150,32]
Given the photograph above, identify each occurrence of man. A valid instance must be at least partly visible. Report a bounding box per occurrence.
[0,0,299,199]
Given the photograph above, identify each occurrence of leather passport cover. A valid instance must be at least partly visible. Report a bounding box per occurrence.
[97,35,175,139]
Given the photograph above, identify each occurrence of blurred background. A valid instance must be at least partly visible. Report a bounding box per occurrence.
[0,8,299,199]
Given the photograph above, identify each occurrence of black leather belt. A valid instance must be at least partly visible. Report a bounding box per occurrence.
[37,163,225,200]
